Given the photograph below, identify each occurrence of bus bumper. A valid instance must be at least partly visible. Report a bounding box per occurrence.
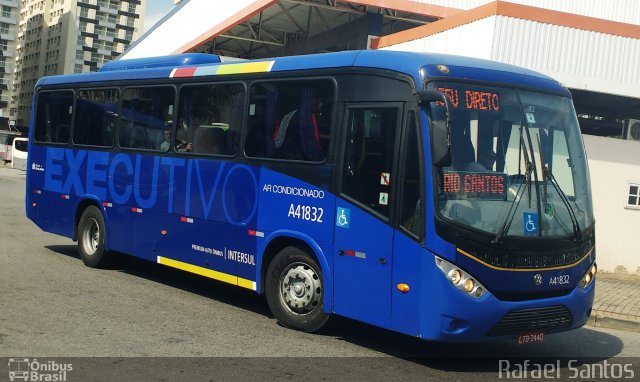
[417,264,595,342]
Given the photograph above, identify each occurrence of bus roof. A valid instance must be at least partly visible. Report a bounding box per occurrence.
[36,50,569,96]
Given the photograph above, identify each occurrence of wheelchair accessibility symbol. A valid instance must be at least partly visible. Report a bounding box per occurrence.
[523,212,538,236]
[336,207,350,229]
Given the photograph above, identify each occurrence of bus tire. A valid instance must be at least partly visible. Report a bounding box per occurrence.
[77,205,109,268]
[265,246,330,332]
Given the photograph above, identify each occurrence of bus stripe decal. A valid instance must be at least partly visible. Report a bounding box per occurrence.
[247,229,264,237]
[214,61,274,75]
[171,67,197,78]
[170,61,275,79]
[157,256,256,291]
[237,278,257,290]
[193,66,218,77]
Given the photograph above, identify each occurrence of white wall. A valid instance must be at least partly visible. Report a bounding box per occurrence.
[583,135,640,274]
[381,16,496,60]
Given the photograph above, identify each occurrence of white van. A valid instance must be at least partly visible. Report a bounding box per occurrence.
[0,130,21,163]
[11,137,28,170]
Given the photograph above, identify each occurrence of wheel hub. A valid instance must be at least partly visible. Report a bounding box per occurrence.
[82,218,100,255]
[280,263,321,315]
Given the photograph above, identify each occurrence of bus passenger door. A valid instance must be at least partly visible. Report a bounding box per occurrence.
[333,105,402,328]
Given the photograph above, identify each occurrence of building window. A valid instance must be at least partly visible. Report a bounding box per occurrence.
[627,183,640,210]
[2,6,13,19]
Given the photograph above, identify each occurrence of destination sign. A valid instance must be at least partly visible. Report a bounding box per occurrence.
[435,87,500,112]
[442,171,507,200]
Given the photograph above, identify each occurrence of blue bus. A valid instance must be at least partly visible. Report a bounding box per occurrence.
[26,50,596,342]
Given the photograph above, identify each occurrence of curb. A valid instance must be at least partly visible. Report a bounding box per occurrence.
[588,313,640,334]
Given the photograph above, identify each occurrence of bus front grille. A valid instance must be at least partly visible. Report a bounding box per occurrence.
[457,237,594,269]
[487,306,573,336]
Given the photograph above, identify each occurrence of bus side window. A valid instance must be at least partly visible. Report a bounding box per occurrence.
[245,79,333,162]
[177,83,244,155]
[34,90,74,144]
[341,107,399,218]
[400,111,422,238]
[74,89,119,147]
[119,86,175,151]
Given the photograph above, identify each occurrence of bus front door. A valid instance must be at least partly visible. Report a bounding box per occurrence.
[333,105,402,329]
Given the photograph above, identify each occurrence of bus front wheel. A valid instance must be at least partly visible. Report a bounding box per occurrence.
[77,205,109,268]
[265,246,330,332]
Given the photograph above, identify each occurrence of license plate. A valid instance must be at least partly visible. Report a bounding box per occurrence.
[517,332,544,344]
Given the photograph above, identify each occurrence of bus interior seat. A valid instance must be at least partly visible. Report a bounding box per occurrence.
[175,123,188,144]
[96,115,113,146]
[128,124,149,149]
[193,127,224,154]
[55,124,70,143]
[147,128,163,150]
[274,115,306,160]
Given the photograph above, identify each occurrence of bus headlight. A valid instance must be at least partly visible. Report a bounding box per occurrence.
[436,256,487,299]
[579,262,597,288]
[449,269,462,284]
[464,278,475,292]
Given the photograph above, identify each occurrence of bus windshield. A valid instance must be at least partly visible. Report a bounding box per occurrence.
[429,82,594,239]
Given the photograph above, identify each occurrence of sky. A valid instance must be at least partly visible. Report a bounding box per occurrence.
[144,0,176,32]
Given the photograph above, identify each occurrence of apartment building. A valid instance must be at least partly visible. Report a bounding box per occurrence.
[10,0,146,127]
[0,0,19,118]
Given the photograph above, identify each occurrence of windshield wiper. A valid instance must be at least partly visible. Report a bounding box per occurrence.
[493,127,534,244]
[543,166,583,242]
[535,133,582,242]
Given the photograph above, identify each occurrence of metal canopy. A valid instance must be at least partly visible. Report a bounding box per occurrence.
[192,0,438,59]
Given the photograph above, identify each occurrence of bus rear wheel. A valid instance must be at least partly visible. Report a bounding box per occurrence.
[265,246,330,332]
[77,205,109,268]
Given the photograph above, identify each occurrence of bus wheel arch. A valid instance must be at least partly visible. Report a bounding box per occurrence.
[74,199,102,240]
[260,235,332,332]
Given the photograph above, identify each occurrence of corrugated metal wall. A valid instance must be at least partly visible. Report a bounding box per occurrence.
[384,14,640,93]
[492,16,640,86]
[411,0,640,24]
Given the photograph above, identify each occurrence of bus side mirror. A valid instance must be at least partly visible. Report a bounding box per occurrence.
[419,90,452,168]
